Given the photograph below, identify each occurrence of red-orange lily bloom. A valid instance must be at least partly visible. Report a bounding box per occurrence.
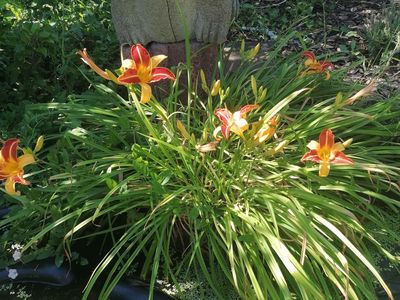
[0,139,35,195]
[118,44,176,103]
[301,129,353,177]
[302,51,333,80]
[213,104,259,140]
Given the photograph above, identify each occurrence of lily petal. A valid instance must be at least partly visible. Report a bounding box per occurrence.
[121,59,134,70]
[319,161,330,177]
[150,67,176,82]
[332,142,345,154]
[331,152,353,164]
[304,59,315,67]
[306,140,319,150]
[77,49,110,80]
[320,61,334,70]
[140,83,152,104]
[131,44,150,68]
[5,177,19,196]
[221,125,231,140]
[325,71,331,80]
[18,153,35,169]
[214,109,232,125]
[106,69,124,85]
[13,174,29,185]
[301,150,321,163]
[118,69,141,84]
[319,129,334,150]
[231,121,248,137]
[151,55,167,68]
[233,117,248,130]
[303,51,316,60]
[239,104,259,117]
[1,139,19,162]
[213,126,222,140]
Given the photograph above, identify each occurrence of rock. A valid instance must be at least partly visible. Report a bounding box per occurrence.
[111,0,239,45]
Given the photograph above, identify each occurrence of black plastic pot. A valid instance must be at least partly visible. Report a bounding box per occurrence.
[0,206,11,219]
[0,259,74,286]
[0,259,175,299]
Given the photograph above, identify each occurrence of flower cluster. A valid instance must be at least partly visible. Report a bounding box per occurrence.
[76,45,359,178]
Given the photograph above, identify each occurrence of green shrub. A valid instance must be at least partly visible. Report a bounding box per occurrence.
[0,0,118,132]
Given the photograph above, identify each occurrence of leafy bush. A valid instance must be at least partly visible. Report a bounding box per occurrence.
[1,36,400,300]
[0,0,118,132]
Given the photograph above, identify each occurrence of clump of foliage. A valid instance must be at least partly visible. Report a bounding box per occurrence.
[364,0,400,64]
[1,35,400,300]
[0,0,118,133]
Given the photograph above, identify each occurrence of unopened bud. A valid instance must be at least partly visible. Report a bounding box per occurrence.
[251,75,257,98]
[342,138,353,148]
[211,80,221,96]
[34,135,44,153]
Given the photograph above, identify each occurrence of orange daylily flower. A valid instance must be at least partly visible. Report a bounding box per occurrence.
[213,105,259,140]
[302,51,333,80]
[118,44,176,103]
[301,129,353,177]
[253,115,278,143]
[0,139,35,195]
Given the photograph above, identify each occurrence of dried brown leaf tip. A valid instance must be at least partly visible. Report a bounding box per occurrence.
[347,80,377,105]
[196,141,220,153]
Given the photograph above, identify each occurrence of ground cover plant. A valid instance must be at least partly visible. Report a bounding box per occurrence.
[1,29,400,300]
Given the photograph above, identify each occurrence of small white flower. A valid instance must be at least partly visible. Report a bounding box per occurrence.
[8,268,18,280]
[12,250,21,261]
[11,243,22,251]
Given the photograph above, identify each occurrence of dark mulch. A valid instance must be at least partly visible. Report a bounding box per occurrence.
[235,0,399,96]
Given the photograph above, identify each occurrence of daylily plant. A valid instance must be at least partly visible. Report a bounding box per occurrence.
[302,51,333,80]
[0,139,35,195]
[78,44,176,104]
[213,105,259,140]
[301,129,353,177]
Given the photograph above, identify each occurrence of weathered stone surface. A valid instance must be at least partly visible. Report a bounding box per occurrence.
[111,0,239,45]
[143,41,218,101]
